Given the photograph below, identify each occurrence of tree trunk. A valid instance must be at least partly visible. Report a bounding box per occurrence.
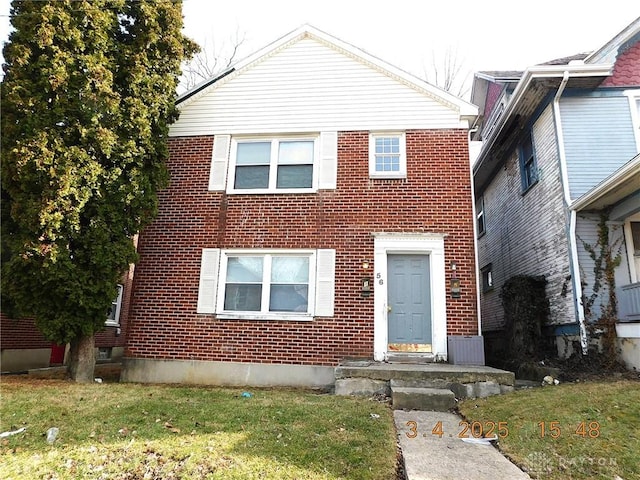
[68,334,96,383]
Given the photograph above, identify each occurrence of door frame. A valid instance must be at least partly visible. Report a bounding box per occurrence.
[372,233,447,361]
[624,212,640,283]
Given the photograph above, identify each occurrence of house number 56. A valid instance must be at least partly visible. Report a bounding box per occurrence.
[376,273,383,285]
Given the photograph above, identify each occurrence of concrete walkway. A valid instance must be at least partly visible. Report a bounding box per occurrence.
[394,410,531,480]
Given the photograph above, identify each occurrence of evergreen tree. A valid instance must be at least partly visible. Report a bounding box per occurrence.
[1,0,197,381]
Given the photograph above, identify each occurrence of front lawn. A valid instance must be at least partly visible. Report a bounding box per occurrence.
[0,378,397,479]
[458,379,640,480]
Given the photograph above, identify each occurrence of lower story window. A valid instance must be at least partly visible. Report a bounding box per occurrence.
[197,248,336,319]
[106,284,123,326]
[222,253,312,314]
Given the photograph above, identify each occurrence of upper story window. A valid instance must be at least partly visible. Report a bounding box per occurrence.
[106,284,123,326]
[209,132,338,193]
[230,137,317,193]
[476,196,486,236]
[369,132,406,178]
[519,132,538,192]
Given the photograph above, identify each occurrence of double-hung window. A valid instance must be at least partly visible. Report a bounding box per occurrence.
[369,132,406,178]
[220,252,314,316]
[519,132,538,192]
[197,248,336,320]
[223,253,313,314]
[230,137,316,193]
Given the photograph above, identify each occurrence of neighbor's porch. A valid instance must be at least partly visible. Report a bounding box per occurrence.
[572,156,640,370]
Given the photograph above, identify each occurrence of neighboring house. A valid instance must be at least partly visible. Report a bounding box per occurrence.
[471,17,640,370]
[0,266,134,372]
[121,25,480,388]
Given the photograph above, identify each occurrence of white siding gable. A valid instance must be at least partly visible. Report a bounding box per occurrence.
[171,36,465,137]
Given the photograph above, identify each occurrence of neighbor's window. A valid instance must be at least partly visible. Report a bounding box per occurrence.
[231,137,316,192]
[476,196,486,236]
[481,265,493,292]
[519,132,538,192]
[106,284,123,326]
[221,253,312,314]
[369,132,406,178]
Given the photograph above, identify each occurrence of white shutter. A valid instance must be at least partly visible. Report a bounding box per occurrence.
[208,135,231,191]
[315,249,336,317]
[318,131,338,189]
[197,248,220,314]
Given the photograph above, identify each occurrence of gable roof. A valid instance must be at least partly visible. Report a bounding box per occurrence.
[472,17,640,193]
[176,24,477,120]
[585,16,640,64]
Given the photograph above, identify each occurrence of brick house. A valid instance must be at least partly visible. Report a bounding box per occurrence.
[471,18,640,369]
[1,266,134,372]
[121,25,480,387]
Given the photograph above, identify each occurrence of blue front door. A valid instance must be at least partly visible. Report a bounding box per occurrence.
[387,254,432,350]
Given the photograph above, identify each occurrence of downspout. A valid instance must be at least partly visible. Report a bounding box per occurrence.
[467,126,482,336]
[553,71,588,355]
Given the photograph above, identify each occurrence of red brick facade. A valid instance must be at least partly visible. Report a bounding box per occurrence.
[125,129,478,366]
[1,267,134,366]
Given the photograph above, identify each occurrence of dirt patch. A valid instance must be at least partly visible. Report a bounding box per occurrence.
[545,352,639,383]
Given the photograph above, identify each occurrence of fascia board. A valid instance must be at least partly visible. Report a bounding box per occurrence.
[473,64,613,175]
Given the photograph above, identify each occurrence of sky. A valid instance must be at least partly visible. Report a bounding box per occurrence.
[180,0,638,97]
[1,1,638,99]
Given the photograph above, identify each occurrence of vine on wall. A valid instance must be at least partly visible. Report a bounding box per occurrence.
[581,213,622,368]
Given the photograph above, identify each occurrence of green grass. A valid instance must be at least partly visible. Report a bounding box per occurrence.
[458,380,640,480]
[0,378,397,479]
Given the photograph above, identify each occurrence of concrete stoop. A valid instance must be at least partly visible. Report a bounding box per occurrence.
[335,362,515,411]
[391,384,455,411]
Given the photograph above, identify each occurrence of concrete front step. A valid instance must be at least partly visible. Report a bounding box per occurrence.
[335,362,515,387]
[391,384,455,411]
[334,362,515,404]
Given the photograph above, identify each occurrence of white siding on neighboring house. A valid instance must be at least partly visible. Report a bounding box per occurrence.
[171,37,462,137]
[576,214,630,323]
[477,106,575,331]
[561,94,638,200]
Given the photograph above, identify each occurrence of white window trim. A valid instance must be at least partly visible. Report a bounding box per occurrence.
[624,90,640,152]
[106,284,123,327]
[369,132,407,179]
[226,135,320,194]
[216,249,317,321]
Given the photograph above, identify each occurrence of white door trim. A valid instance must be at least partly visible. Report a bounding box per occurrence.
[372,233,447,361]
[624,212,640,283]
